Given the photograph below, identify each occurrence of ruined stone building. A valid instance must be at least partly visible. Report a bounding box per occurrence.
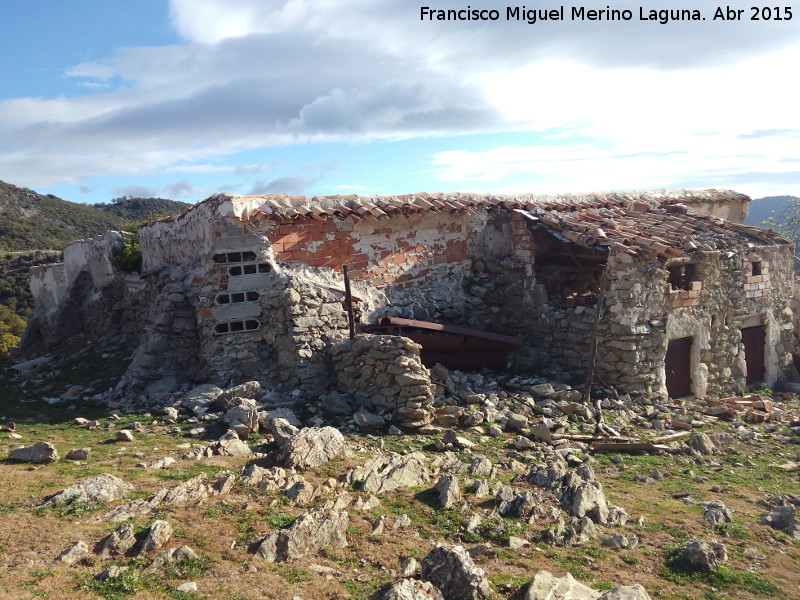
[22,189,795,403]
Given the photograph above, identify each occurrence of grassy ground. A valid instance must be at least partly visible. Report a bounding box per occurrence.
[1,349,799,600]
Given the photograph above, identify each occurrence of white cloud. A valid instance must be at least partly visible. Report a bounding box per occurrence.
[0,0,799,196]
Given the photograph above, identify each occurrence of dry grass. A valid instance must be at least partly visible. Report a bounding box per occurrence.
[1,351,799,600]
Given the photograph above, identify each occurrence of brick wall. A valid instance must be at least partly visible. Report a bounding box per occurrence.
[266,213,473,290]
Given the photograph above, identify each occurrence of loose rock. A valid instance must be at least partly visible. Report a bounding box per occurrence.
[9,441,59,463]
[255,508,348,563]
[384,579,446,600]
[421,544,491,600]
[276,427,345,469]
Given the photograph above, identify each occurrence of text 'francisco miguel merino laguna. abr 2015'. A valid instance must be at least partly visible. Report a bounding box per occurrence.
[419,5,793,24]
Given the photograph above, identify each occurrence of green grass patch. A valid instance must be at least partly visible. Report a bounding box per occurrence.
[714,519,751,540]
[167,590,207,600]
[155,464,227,481]
[463,516,526,545]
[78,568,160,600]
[161,555,212,580]
[0,501,18,516]
[488,574,530,592]
[203,501,240,520]
[663,545,781,596]
[265,511,295,530]
[33,497,105,518]
[270,565,311,583]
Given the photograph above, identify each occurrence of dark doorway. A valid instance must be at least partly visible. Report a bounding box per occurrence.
[666,336,693,398]
[741,325,766,383]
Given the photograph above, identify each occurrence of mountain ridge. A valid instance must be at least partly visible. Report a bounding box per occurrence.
[0,180,191,252]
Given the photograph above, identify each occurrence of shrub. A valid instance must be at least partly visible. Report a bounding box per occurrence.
[111,236,142,274]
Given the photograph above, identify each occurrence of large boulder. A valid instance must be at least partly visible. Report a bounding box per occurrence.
[255,507,348,563]
[42,474,133,506]
[421,544,491,600]
[181,384,223,415]
[759,504,797,531]
[702,500,732,526]
[434,475,463,509]
[276,427,345,469]
[215,381,260,410]
[267,417,299,446]
[9,441,59,464]
[345,452,433,494]
[681,538,727,571]
[495,485,540,520]
[524,571,652,600]
[686,432,716,455]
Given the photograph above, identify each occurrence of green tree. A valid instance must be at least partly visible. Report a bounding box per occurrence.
[762,198,800,248]
[0,304,25,356]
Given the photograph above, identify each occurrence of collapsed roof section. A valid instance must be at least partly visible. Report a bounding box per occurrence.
[516,203,790,260]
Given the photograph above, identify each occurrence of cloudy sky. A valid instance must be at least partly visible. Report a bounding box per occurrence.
[1,0,798,204]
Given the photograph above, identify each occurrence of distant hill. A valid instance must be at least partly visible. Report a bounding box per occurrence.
[745,195,799,228]
[0,180,191,252]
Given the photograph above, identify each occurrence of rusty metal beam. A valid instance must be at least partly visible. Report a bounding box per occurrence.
[372,316,523,346]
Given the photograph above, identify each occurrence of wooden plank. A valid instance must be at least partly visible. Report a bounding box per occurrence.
[650,431,691,444]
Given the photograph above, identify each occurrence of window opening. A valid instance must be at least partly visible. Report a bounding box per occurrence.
[667,264,696,291]
[214,319,262,334]
[215,291,261,305]
[751,261,762,276]
[214,251,258,264]
[531,227,607,307]
[227,262,273,277]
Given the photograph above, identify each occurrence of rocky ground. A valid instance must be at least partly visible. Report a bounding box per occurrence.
[1,337,799,600]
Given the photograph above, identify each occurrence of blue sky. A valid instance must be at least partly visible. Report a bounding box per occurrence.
[1,1,798,205]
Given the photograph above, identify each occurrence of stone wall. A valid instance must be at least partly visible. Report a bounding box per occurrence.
[331,334,435,428]
[21,191,794,407]
[261,211,482,324]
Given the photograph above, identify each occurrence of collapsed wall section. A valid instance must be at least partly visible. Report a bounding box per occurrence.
[22,231,140,349]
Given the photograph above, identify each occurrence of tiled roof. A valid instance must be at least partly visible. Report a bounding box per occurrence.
[137,188,788,257]
[520,203,789,259]
[226,189,748,224]
[139,189,747,228]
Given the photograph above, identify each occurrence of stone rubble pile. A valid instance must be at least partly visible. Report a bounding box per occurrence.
[332,334,436,429]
